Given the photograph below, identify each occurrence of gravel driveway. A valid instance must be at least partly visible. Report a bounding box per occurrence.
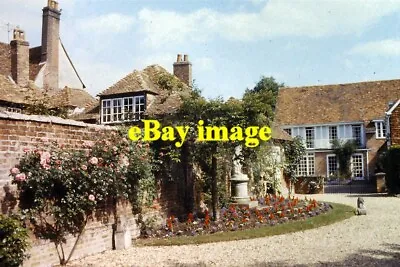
[71,194,400,267]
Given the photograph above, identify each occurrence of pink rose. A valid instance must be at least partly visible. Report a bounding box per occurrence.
[15,173,26,182]
[88,194,95,201]
[89,157,98,165]
[40,151,51,167]
[56,160,61,165]
[81,165,87,171]
[43,164,50,170]
[10,167,20,175]
[23,148,30,153]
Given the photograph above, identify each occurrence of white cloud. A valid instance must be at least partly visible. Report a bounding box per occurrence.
[78,13,135,35]
[193,57,214,72]
[349,39,400,57]
[137,0,400,48]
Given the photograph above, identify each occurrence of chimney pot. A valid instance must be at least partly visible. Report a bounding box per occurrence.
[173,54,192,87]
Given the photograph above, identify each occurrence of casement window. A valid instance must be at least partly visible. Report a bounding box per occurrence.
[283,128,292,136]
[374,121,386,139]
[101,95,145,124]
[351,125,362,146]
[351,154,364,179]
[297,153,315,176]
[329,126,337,142]
[305,127,315,148]
[326,155,338,177]
[6,107,22,113]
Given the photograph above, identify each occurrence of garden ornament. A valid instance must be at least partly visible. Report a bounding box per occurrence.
[356,197,367,215]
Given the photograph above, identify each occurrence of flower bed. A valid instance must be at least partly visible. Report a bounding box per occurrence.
[139,194,332,239]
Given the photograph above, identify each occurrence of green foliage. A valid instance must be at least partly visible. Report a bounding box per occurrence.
[0,214,30,267]
[24,92,69,118]
[242,76,284,125]
[383,145,400,194]
[331,139,357,179]
[248,144,284,196]
[9,130,155,265]
[283,136,306,187]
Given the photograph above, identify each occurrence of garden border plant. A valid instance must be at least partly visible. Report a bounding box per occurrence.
[136,198,354,246]
[0,214,30,267]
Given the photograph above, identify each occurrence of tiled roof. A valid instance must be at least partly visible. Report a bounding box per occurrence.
[29,46,43,81]
[0,42,43,81]
[49,86,96,109]
[0,42,11,77]
[0,74,42,105]
[98,64,179,96]
[275,79,400,126]
[77,65,191,121]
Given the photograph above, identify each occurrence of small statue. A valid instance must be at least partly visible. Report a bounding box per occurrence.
[356,197,367,215]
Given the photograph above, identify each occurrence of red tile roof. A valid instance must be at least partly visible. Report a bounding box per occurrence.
[275,79,400,126]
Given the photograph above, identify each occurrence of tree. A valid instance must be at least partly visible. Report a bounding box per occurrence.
[242,76,284,125]
[282,136,306,194]
[331,139,357,179]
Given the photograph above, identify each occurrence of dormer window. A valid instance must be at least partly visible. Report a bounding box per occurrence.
[101,95,145,124]
[374,121,386,139]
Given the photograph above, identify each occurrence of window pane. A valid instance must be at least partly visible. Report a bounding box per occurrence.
[329,126,337,141]
[328,155,337,177]
[352,125,361,146]
[352,155,363,178]
[305,127,315,148]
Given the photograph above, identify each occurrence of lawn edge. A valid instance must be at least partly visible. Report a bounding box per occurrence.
[134,202,355,247]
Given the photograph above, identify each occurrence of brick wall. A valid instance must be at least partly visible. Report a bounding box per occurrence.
[390,105,400,146]
[0,112,182,267]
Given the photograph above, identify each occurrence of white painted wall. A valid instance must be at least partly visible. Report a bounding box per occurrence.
[33,40,84,89]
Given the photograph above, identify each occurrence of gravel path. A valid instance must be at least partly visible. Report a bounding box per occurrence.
[70,194,400,267]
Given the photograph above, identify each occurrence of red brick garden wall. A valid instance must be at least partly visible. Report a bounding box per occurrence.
[0,112,182,267]
[390,105,400,146]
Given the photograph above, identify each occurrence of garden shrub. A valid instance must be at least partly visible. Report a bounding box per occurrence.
[9,129,156,265]
[0,214,30,267]
[383,145,400,194]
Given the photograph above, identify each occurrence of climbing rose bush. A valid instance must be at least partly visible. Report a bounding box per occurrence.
[9,129,155,265]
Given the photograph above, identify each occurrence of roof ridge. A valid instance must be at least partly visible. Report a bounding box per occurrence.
[282,78,400,90]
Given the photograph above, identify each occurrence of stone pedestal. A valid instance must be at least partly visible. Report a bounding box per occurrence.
[114,217,131,250]
[230,172,258,208]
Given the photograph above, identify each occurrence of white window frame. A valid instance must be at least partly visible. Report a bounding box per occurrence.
[283,128,292,136]
[351,125,362,147]
[329,126,337,142]
[351,153,364,180]
[296,152,315,176]
[326,154,338,178]
[374,121,386,139]
[101,95,145,124]
[305,127,315,149]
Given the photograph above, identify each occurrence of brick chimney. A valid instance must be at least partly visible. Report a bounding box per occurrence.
[41,0,61,90]
[173,54,192,87]
[10,28,30,87]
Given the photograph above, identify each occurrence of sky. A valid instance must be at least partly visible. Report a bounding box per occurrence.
[1,0,400,100]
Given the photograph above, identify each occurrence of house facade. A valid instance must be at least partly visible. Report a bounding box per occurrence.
[386,99,400,147]
[0,0,94,114]
[275,79,400,180]
[75,54,193,124]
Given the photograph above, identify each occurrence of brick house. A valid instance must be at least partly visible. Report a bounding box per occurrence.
[74,54,193,124]
[385,99,400,147]
[0,0,94,114]
[275,79,400,180]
